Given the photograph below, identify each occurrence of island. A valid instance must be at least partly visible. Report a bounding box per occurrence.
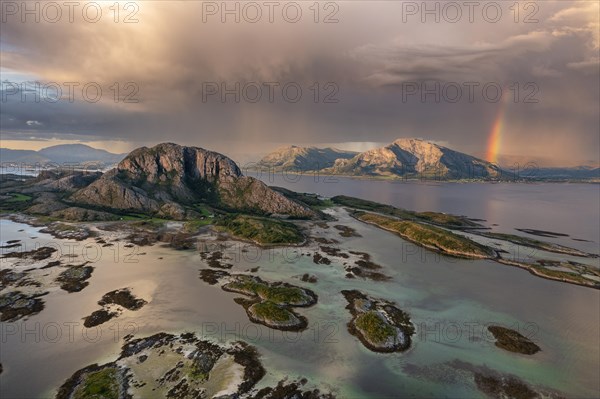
[342,290,414,353]
[334,195,600,289]
[83,288,147,328]
[222,275,317,331]
[488,325,541,355]
[353,211,495,259]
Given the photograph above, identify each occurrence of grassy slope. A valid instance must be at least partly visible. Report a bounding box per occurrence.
[226,276,310,305]
[217,214,304,245]
[355,311,396,344]
[356,212,493,258]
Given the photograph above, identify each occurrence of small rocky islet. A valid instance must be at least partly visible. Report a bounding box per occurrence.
[487,325,541,355]
[309,244,391,281]
[83,288,148,328]
[197,266,319,331]
[0,290,46,322]
[342,290,414,353]
[222,275,317,331]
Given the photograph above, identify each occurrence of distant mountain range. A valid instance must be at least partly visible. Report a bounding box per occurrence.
[256,145,357,171]
[0,144,125,167]
[523,166,599,181]
[1,141,597,181]
[258,138,503,180]
[256,138,600,181]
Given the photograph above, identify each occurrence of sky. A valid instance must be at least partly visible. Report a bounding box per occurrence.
[1,1,598,166]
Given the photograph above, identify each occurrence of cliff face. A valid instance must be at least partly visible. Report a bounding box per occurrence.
[327,138,501,179]
[70,143,314,219]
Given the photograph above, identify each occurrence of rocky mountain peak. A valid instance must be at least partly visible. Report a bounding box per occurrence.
[118,143,242,185]
[70,143,314,219]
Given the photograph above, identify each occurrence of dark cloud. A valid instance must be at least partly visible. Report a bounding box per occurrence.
[0,1,598,166]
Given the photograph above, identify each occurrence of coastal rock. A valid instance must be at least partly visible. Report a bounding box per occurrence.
[98,288,147,310]
[56,265,94,293]
[83,309,118,328]
[253,377,337,398]
[0,291,46,321]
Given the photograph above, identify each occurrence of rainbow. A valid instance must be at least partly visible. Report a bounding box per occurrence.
[485,92,510,164]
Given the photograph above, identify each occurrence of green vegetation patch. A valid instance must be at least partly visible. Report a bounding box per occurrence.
[217,214,303,245]
[488,326,541,355]
[250,301,295,322]
[355,311,396,344]
[5,193,32,203]
[226,276,312,305]
[356,212,493,258]
[530,265,599,287]
[73,367,120,399]
[183,219,212,232]
[0,192,34,212]
[223,276,316,331]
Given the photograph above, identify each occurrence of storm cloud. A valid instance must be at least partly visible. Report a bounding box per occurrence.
[1,1,598,166]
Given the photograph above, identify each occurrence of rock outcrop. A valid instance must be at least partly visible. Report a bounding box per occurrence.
[70,143,314,219]
[25,170,102,193]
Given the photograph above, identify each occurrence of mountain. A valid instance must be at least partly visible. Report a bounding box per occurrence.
[526,166,599,181]
[70,143,314,219]
[0,148,50,164]
[324,138,502,179]
[38,144,124,166]
[256,146,357,171]
[0,144,124,167]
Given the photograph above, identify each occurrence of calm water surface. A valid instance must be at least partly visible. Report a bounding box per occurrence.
[252,174,600,253]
